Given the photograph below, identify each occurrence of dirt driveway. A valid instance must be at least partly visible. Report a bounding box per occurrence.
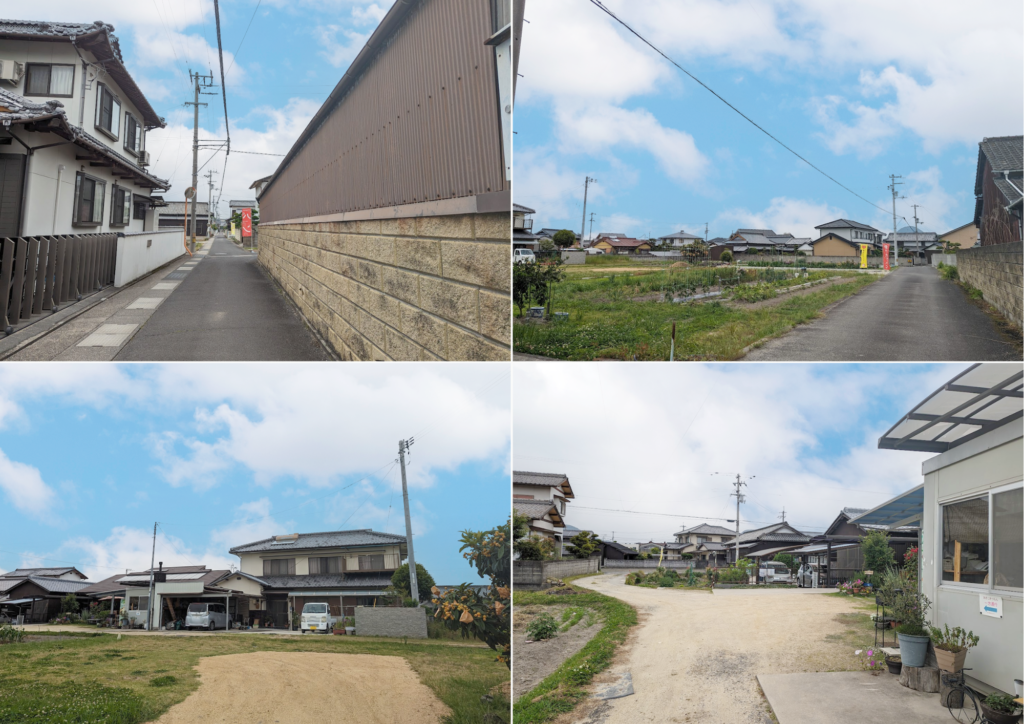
[571,573,870,724]
[154,651,450,724]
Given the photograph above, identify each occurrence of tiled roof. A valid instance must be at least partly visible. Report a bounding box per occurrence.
[260,575,393,590]
[0,88,169,189]
[736,522,810,544]
[815,219,880,232]
[0,567,85,579]
[513,471,574,498]
[697,542,728,551]
[601,540,636,556]
[812,233,860,249]
[674,523,736,537]
[736,228,776,235]
[660,231,701,240]
[513,203,536,214]
[3,576,93,594]
[513,499,563,527]
[974,137,1024,210]
[0,20,164,128]
[161,202,210,215]
[597,237,649,248]
[229,530,406,554]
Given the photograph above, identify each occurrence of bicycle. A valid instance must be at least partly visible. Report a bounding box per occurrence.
[944,668,982,723]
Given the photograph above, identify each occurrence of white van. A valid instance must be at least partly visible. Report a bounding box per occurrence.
[300,602,336,633]
[513,248,536,264]
[758,561,792,583]
[186,602,229,631]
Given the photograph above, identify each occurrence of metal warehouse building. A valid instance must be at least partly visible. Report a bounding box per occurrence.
[256,0,512,361]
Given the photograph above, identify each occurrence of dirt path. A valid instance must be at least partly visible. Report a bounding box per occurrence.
[154,651,450,724]
[513,607,601,699]
[570,573,869,724]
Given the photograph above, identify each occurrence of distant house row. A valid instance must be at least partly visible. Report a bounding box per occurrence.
[0,529,411,627]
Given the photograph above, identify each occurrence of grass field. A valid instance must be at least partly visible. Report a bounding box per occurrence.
[514,267,877,360]
[0,632,509,724]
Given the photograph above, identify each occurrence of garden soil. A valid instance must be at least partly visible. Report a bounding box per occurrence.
[567,573,870,724]
[154,651,450,724]
[513,607,602,700]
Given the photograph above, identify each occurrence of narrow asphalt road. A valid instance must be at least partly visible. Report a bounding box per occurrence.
[744,266,1019,361]
[115,236,328,361]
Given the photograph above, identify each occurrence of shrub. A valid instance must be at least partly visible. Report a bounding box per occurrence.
[526,613,559,641]
[861,530,895,578]
[391,563,436,602]
[984,693,1022,714]
[0,624,25,644]
[732,283,777,303]
[720,249,733,263]
[773,553,799,575]
[150,676,177,687]
[940,265,958,280]
[658,577,674,587]
[929,624,979,653]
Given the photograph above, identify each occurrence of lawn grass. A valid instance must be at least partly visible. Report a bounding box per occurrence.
[513,270,877,360]
[0,632,508,724]
[512,583,637,724]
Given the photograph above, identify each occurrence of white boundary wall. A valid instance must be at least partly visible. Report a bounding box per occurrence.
[115,228,187,287]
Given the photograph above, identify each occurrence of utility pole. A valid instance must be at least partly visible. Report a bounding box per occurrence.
[912,204,922,257]
[730,474,747,565]
[888,174,904,268]
[398,438,419,605]
[778,507,786,523]
[705,222,709,243]
[580,176,595,246]
[185,70,213,254]
[146,522,157,631]
[588,212,595,244]
[205,169,218,235]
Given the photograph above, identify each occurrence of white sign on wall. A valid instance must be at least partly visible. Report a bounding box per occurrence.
[979,593,1003,618]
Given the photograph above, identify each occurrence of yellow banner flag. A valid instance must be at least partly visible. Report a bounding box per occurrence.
[860,244,868,269]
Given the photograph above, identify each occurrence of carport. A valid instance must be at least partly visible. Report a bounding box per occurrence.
[150,582,248,630]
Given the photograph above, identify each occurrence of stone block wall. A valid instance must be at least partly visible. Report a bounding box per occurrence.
[257,212,510,360]
[354,606,427,638]
[957,241,1023,328]
[512,558,600,590]
[603,559,696,569]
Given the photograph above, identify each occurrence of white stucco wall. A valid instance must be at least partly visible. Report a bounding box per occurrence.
[114,229,186,287]
[920,426,1023,693]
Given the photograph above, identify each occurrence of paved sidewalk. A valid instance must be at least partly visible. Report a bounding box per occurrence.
[744,266,1019,361]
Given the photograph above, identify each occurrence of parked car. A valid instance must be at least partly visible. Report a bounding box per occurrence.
[513,248,536,264]
[586,247,605,255]
[758,560,792,583]
[185,602,229,631]
[796,563,822,588]
[300,602,336,634]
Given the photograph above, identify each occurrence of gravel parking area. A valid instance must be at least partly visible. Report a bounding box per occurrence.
[569,572,871,724]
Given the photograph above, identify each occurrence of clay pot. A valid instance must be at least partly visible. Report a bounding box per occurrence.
[885,656,902,675]
[979,702,1023,724]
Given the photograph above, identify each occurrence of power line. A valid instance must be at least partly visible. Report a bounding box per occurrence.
[227,0,264,77]
[212,0,231,155]
[588,0,892,216]
[231,150,285,156]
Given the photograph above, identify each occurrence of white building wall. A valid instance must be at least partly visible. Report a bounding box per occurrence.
[921,430,1023,693]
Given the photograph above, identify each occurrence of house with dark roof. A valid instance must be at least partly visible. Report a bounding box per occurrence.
[973,135,1023,246]
[229,530,409,628]
[590,236,652,255]
[884,226,942,256]
[725,229,810,254]
[810,232,862,257]
[513,203,542,250]
[801,507,919,580]
[657,230,702,247]
[0,575,93,623]
[0,566,87,581]
[814,219,883,246]
[0,20,170,237]
[599,540,638,562]
[730,522,810,563]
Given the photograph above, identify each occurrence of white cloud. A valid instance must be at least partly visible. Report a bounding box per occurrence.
[209,498,288,553]
[512,364,960,543]
[600,213,646,238]
[510,148,601,226]
[0,449,56,518]
[716,196,846,238]
[316,25,374,68]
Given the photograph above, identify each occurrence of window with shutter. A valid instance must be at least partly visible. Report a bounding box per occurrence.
[24,63,74,97]
[95,84,122,140]
[73,172,106,227]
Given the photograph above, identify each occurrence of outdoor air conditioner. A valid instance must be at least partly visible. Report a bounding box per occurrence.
[0,60,25,84]
[139,150,151,167]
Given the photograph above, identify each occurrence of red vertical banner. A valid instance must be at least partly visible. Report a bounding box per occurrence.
[882,243,890,270]
[242,208,252,237]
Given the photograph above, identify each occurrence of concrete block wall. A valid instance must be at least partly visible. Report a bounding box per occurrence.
[603,559,696,569]
[957,241,1023,328]
[513,558,599,589]
[257,212,510,360]
[354,606,427,638]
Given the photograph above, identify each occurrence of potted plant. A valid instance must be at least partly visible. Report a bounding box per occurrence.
[893,590,932,668]
[979,693,1023,724]
[884,654,902,675]
[344,616,355,635]
[929,624,979,673]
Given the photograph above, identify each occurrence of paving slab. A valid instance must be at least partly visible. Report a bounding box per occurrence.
[758,671,946,724]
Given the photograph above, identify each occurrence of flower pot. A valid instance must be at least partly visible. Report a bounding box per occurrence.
[885,656,902,675]
[332,627,345,635]
[345,626,355,635]
[934,647,967,673]
[897,632,930,668]
[979,702,1023,724]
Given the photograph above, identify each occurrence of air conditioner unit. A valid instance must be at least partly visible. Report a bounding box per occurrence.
[138,150,150,167]
[0,60,25,84]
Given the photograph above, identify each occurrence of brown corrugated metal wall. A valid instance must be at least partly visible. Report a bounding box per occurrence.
[260,0,506,223]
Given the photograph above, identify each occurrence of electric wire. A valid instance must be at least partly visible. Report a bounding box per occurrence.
[588,0,893,217]
[227,0,264,77]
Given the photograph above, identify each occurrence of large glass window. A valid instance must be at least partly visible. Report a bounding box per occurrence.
[72,172,105,226]
[110,185,131,226]
[124,113,142,156]
[262,558,295,576]
[94,83,121,139]
[941,497,989,585]
[308,556,342,574]
[993,488,1023,591]
[25,63,74,97]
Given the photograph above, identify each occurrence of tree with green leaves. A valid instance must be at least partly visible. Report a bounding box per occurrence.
[512,258,565,317]
[60,593,80,615]
[431,518,510,668]
[391,563,436,602]
[861,530,895,576]
[552,229,576,249]
[720,249,733,263]
[566,530,600,559]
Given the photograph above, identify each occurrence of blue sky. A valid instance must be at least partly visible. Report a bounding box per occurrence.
[513,363,975,543]
[27,0,395,216]
[0,364,510,586]
[513,0,1024,241]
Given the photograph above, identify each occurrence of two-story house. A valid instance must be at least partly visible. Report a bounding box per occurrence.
[513,203,542,250]
[673,524,736,565]
[811,219,883,257]
[0,19,170,238]
[229,529,408,628]
[513,471,575,552]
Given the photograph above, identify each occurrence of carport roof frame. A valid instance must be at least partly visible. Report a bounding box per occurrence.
[877,364,1023,453]
[848,485,925,530]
